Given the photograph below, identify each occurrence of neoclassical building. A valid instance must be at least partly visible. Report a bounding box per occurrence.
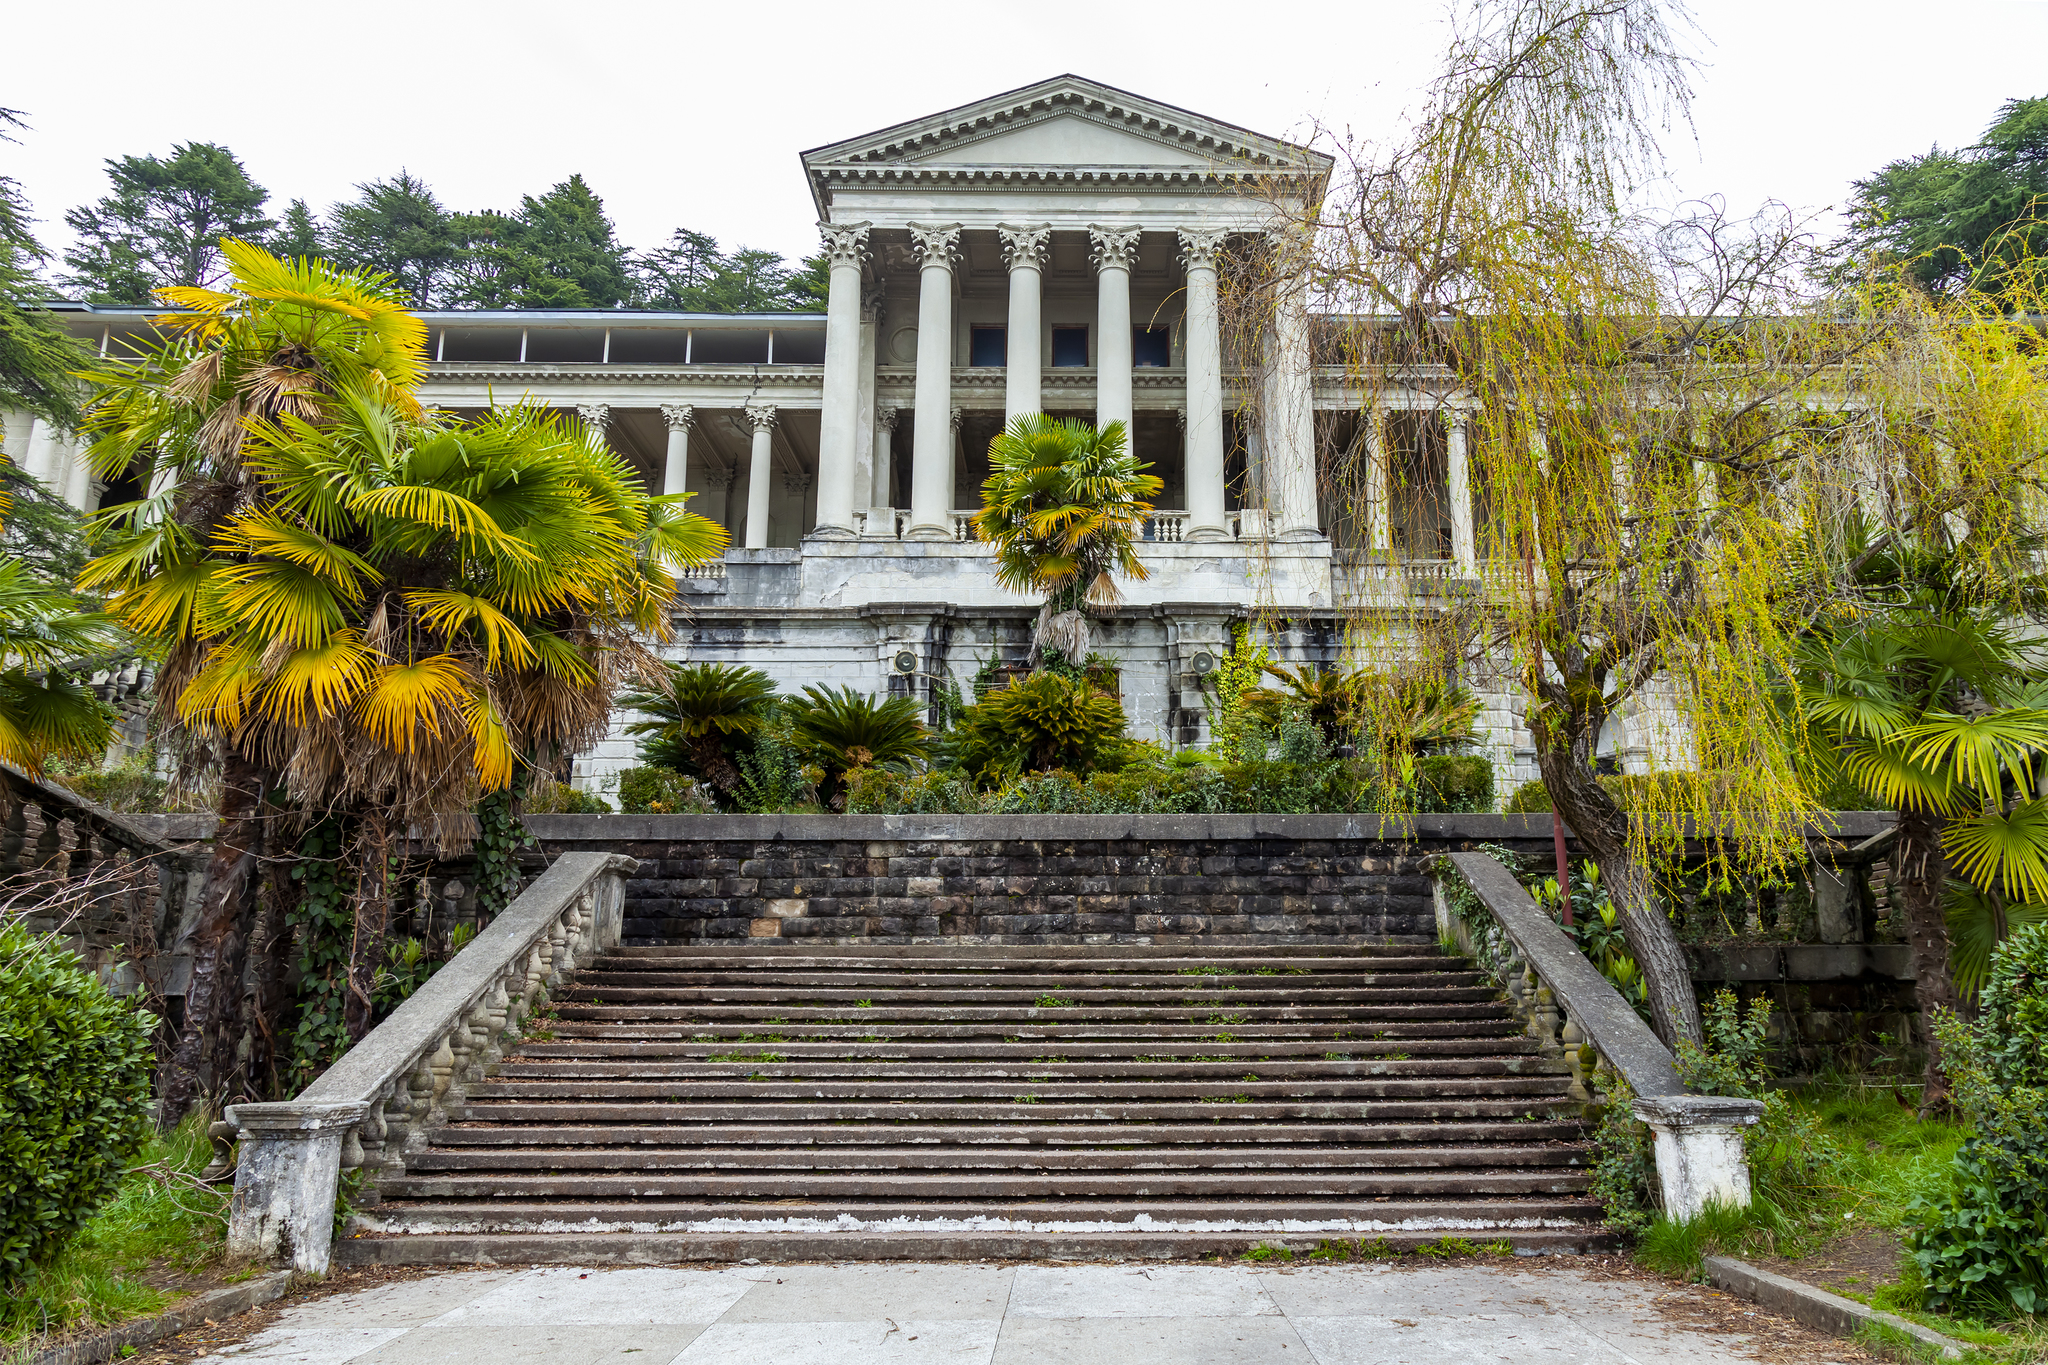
[11,76,1589,796]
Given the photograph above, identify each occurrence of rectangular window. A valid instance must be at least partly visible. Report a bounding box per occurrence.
[970,325,1007,367]
[1132,326,1172,368]
[1051,326,1089,368]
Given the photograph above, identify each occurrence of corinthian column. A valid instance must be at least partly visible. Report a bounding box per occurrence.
[866,405,900,536]
[658,404,694,497]
[1178,228,1229,542]
[905,223,961,541]
[812,220,870,539]
[999,224,1051,423]
[744,403,777,549]
[1446,408,1477,574]
[1264,246,1319,539]
[577,403,610,444]
[1089,225,1141,436]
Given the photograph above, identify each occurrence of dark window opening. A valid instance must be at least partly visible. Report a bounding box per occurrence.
[1051,326,1089,368]
[970,326,1007,367]
[1132,327,1171,368]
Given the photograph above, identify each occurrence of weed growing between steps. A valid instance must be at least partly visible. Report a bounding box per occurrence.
[0,1116,233,1350]
[1242,1236,1516,1263]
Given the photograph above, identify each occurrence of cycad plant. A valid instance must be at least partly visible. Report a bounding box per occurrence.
[1793,608,2048,1109]
[619,662,778,797]
[783,684,928,806]
[954,672,1129,783]
[79,242,723,1120]
[974,415,1161,666]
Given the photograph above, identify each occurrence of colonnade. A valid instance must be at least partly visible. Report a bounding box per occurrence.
[1,411,97,512]
[806,221,1321,546]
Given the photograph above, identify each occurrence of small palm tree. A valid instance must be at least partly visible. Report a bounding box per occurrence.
[619,662,779,796]
[975,415,1161,666]
[1795,608,2048,1110]
[783,684,929,805]
[0,550,112,775]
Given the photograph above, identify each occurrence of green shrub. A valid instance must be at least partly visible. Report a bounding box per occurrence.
[1906,921,2048,1315]
[0,923,157,1286]
[521,778,609,813]
[1505,779,1553,814]
[52,754,166,813]
[1412,754,1494,813]
[615,766,718,814]
[954,672,1129,782]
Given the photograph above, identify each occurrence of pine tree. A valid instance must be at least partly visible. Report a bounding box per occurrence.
[0,110,86,431]
[60,142,274,303]
[269,199,323,264]
[324,171,458,308]
[451,175,631,308]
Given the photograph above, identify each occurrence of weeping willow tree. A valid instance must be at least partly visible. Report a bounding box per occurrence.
[1223,0,2048,1052]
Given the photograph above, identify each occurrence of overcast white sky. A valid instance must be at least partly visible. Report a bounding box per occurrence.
[6,0,2045,274]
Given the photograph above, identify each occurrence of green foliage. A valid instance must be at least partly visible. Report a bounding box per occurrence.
[0,462,90,588]
[1588,1070,1659,1235]
[321,172,460,309]
[733,714,821,814]
[446,175,633,309]
[0,112,87,431]
[0,1114,228,1347]
[1837,95,2048,301]
[1206,630,1272,760]
[1506,779,1554,814]
[0,922,156,1286]
[614,766,717,814]
[473,784,532,920]
[782,685,930,804]
[620,662,779,797]
[634,229,827,312]
[973,415,1161,617]
[284,818,354,1090]
[1412,753,1495,812]
[52,752,166,814]
[60,142,274,302]
[1906,922,2048,1315]
[521,779,610,814]
[954,672,1130,782]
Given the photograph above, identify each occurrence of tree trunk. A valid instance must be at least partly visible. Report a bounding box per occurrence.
[157,750,265,1129]
[343,807,391,1042]
[244,851,298,1100]
[1895,807,1961,1112]
[1535,711,1703,1050]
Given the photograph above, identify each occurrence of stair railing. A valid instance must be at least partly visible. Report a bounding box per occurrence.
[1436,851,1764,1220]
[222,850,638,1274]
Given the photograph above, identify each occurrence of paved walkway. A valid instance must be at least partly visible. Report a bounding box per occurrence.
[196,1263,1861,1365]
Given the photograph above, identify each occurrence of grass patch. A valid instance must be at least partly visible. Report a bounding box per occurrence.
[707,1050,786,1063]
[0,1116,230,1349]
[1034,994,1076,1009]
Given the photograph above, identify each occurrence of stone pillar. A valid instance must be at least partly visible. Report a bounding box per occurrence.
[949,406,964,522]
[1631,1094,1764,1220]
[1265,260,1319,539]
[866,406,899,535]
[812,220,870,539]
[0,410,33,473]
[658,404,694,497]
[224,1099,370,1275]
[1178,229,1229,542]
[20,416,53,483]
[855,282,884,517]
[1363,406,1391,552]
[1446,408,1476,574]
[576,403,610,445]
[999,224,1050,423]
[1089,225,1141,436]
[61,435,96,512]
[744,404,776,549]
[906,223,961,541]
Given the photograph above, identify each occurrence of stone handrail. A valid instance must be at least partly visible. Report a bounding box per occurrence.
[1439,851,1763,1220]
[224,850,638,1273]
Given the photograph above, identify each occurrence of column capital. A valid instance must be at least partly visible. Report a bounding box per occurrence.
[745,403,778,434]
[877,405,900,432]
[659,403,696,432]
[861,279,887,323]
[906,223,962,272]
[703,463,736,491]
[818,221,872,269]
[783,471,813,496]
[949,406,964,433]
[1177,227,1230,272]
[576,403,610,429]
[998,223,1052,272]
[1088,224,1143,273]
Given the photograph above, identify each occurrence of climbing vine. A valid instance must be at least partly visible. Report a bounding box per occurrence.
[473,782,532,923]
[285,817,355,1090]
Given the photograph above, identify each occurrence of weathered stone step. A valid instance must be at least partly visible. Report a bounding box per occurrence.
[376,1168,1591,1200]
[552,1002,1515,1023]
[465,1073,1572,1102]
[544,1019,1529,1042]
[402,1143,1586,1173]
[427,1120,1589,1148]
[457,1098,1576,1124]
[561,985,1501,1006]
[603,944,1443,962]
[490,1057,1567,1082]
[514,1037,1539,1060]
[572,969,1488,990]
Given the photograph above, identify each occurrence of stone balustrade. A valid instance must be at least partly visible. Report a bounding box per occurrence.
[223,851,638,1274]
[1435,851,1764,1220]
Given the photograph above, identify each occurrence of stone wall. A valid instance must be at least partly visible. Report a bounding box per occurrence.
[1687,943,1921,1078]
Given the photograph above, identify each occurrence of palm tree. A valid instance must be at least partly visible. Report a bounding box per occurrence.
[783,684,928,806]
[80,242,723,1120]
[619,662,778,797]
[974,415,1161,666]
[1794,608,2048,1110]
[0,548,112,775]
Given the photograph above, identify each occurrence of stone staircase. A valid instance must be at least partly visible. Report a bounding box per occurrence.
[340,942,1610,1262]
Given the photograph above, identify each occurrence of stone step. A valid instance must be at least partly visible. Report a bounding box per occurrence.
[374,1168,1592,1201]
[572,969,1489,989]
[559,986,1503,1007]
[401,1143,1586,1174]
[551,1003,1515,1023]
[463,1073,1573,1103]
[602,944,1443,961]
[425,1120,1588,1148]
[512,1037,1540,1061]
[543,1020,1529,1041]
[456,1098,1577,1124]
[490,1057,1566,1082]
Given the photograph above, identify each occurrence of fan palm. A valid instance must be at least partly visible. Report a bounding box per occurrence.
[79,241,724,1119]
[1794,608,2048,1108]
[783,684,929,805]
[0,530,113,774]
[619,662,779,796]
[974,415,1161,666]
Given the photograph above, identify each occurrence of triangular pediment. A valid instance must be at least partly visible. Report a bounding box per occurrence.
[802,75,1330,211]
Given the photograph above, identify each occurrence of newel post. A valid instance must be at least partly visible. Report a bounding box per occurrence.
[223,1099,372,1274]
[1630,1093,1764,1219]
